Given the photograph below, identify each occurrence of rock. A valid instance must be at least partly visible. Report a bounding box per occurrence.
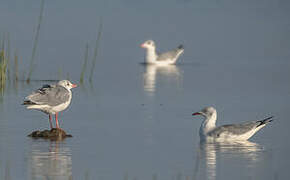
[28,128,72,140]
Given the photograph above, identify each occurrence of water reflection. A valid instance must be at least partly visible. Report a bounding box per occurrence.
[143,65,181,96]
[198,141,264,180]
[28,140,72,180]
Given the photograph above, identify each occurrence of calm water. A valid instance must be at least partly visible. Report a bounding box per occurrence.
[1,0,290,179]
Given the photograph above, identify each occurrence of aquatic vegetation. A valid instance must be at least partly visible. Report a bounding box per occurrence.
[0,36,22,95]
[79,19,102,85]
[0,33,10,93]
[26,0,45,83]
[89,18,103,82]
[0,49,7,92]
[0,2,100,90]
[13,50,18,81]
[80,43,89,84]
[6,33,11,81]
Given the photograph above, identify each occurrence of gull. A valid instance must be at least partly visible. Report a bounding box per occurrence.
[140,40,184,65]
[192,107,273,141]
[23,80,77,129]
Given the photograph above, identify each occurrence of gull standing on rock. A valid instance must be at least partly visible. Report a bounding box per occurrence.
[140,40,184,65]
[192,107,273,141]
[23,80,77,129]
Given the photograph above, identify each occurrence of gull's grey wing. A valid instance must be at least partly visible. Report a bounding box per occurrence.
[208,122,258,138]
[207,116,273,138]
[156,45,184,61]
[25,84,70,106]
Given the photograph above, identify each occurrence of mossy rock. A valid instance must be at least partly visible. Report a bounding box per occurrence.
[28,128,72,140]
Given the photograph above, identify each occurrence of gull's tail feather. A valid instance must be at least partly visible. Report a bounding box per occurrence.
[176,44,184,57]
[256,116,273,127]
[178,45,184,50]
[22,100,36,105]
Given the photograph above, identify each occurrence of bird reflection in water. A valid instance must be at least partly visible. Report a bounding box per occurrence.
[29,140,72,180]
[195,141,264,180]
[143,65,181,96]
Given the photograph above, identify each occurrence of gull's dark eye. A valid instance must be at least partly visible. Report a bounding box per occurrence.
[67,83,69,86]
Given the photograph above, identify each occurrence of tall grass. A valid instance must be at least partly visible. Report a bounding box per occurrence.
[0,34,8,93]
[26,0,44,83]
[1,34,4,50]
[0,49,7,92]
[89,18,103,82]
[0,33,21,98]
[14,50,18,81]
[6,33,10,81]
[1,5,101,87]
[80,43,89,84]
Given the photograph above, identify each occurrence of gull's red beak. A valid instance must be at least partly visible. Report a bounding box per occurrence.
[72,84,77,88]
[192,112,201,116]
[140,43,145,48]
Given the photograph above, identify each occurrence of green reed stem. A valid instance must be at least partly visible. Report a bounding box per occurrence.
[80,43,89,84]
[14,50,18,81]
[0,49,7,93]
[27,0,44,83]
[89,18,103,82]
[5,33,10,81]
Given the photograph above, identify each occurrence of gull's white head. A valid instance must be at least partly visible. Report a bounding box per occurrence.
[58,80,77,90]
[140,40,155,50]
[192,106,217,118]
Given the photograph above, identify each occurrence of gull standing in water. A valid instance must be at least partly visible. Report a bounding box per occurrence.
[140,40,184,65]
[23,80,77,129]
[192,107,273,141]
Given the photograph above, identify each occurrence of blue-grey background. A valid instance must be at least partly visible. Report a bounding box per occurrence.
[0,0,289,179]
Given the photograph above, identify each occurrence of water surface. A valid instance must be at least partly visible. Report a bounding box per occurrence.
[0,0,290,179]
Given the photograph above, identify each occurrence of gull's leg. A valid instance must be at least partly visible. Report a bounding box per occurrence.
[55,112,60,129]
[49,114,53,129]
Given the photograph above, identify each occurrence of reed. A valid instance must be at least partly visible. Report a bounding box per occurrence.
[14,50,18,81]
[0,35,3,50]
[80,43,89,84]
[6,33,10,81]
[26,0,44,83]
[0,49,7,92]
[0,34,10,95]
[89,18,103,82]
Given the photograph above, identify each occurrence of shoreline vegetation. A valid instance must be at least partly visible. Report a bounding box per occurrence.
[0,0,102,95]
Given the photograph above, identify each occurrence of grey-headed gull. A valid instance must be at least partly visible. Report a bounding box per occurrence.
[23,80,77,129]
[192,107,273,141]
[140,40,184,65]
